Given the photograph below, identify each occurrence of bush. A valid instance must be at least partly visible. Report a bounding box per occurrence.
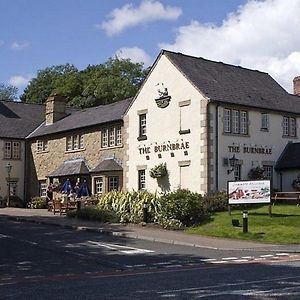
[97,190,159,223]
[156,189,207,227]
[30,197,47,209]
[4,195,23,208]
[202,191,228,213]
[67,207,119,223]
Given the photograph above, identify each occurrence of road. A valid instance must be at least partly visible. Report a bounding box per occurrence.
[1,217,300,299]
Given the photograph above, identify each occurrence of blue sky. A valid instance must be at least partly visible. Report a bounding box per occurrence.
[1,0,300,97]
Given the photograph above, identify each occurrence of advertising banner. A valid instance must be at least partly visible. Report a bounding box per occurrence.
[228,180,271,205]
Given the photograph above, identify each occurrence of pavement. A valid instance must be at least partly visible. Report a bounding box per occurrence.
[1,207,300,253]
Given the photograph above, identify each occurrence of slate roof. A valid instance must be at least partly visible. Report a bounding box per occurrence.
[91,159,123,173]
[163,50,300,113]
[275,143,300,170]
[48,158,90,177]
[28,98,132,138]
[0,100,45,139]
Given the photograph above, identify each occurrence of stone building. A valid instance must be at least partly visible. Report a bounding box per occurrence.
[125,50,300,194]
[26,95,131,199]
[0,100,44,203]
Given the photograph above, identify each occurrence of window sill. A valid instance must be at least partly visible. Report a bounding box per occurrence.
[282,135,298,139]
[65,148,85,153]
[100,144,123,150]
[222,132,250,137]
[137,135,147,141]
[179,129,191,135]
[36,150,49,154]
[260,128,269,132]
[3,158,21,161]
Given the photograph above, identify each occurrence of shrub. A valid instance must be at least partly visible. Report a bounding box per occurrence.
[202,191,228,213]
[30,197,47,209]
[4,195,23,208]
[67,207,119,223]
[149,163,168,179]
[156,189,207,227]
[97,190,159,223]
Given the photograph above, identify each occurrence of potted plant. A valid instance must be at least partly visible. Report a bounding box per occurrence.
[150,163,168,179]
[248,166,266,180]
[292,175,300,191]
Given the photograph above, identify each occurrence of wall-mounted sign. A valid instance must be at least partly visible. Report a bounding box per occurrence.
[228,180,271,204]
[228,144,272,155]
[139,141,189,155]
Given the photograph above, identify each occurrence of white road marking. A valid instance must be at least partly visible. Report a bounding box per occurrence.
[201,258,216,262]
[86,241,154,255]
[241,256,254,259]
[222,257,238,260]
[260,254,274,258]
[276,253,290,256]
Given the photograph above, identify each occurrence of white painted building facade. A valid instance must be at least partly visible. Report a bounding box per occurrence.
[125,50,300,194]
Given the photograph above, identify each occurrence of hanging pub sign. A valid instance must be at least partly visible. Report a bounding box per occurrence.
[228,180,271,205]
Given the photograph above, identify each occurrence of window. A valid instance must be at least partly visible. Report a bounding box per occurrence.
[4,141,20,159]
[283,116,296,137]
[179,100,191,134]
[234,165,241,181]
[139,114,147,138]
[9,181,18,196]
[263,165,273,180]
[223,109,248,135]
[101,127,122,148]
[94,177,103,194]
[66,134,84,151]
[138,170,146,190]
[108,176,119,192]
[37,140,48,153]
[39,181,47,198]
[261,113,269,131]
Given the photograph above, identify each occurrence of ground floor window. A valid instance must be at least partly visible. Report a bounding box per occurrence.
[39,181,47,198]
[94,177,104,194]
[108,176,119,192]
[234,165,241,181]
[138,170,146,190]
[9,181,18,196]
[263,165,273,186]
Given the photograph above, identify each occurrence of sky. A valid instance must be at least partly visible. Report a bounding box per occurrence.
[1,0,300,98]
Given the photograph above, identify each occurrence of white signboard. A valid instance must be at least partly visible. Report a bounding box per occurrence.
[228,180,271,205]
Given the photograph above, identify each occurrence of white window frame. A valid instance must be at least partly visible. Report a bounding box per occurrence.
[4,141,20,159]
[39,181,47,198]
[116,126,122,146]
[261,113,269,131]
[223,109,248,135]
[234,164,241,181]
[37,140,48,153]
[139,114,147,137]
[94,176,103,194]
[283,116,297,137]
[101,127,122,148]
[109,128,115,147]
[138,170,146,190]
[66,134,84,151]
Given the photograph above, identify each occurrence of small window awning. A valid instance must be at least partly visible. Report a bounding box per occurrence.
[275,142,300,170]
[48,158,90,177]
[91,158,123,173]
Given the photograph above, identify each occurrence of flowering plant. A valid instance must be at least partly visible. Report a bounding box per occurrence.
[150,163,168,179]
[248,166,266,180]
[292,175,300,191]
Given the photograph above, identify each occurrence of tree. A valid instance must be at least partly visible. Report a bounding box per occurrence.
[20,64,79,104]
[0,83,18,101]
[21,58,149,108]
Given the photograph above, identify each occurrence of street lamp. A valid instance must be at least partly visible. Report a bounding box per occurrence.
[227,154,238,174]
[5,162,12,207]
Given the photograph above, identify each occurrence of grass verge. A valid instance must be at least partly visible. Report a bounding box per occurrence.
[186,204,300,244]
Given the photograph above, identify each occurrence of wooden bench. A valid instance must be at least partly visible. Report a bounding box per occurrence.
[271,192,300,206]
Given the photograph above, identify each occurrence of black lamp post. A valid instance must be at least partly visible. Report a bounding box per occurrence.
[5,162,12,207]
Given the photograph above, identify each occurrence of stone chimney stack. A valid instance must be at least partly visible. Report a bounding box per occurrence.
[45,94,67,125]
[293,76,300,96]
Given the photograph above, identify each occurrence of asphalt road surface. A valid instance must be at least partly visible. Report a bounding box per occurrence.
[1,217,300,299]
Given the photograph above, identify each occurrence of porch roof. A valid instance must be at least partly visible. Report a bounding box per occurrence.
[48,158,90,177]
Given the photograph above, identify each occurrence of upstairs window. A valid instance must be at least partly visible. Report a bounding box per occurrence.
[261,113,269,131]
[101,126,122,148]
[37,140,48,153]
[283,116,296,137]
[4,141,20,159]
[139,114,147,138]
[223,109,248,135]
[66,134,84,151]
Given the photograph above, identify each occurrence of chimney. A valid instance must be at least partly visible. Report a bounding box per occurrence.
[293,76,300,96]
[45,94,67,125]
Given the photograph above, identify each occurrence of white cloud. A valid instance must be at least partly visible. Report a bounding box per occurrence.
[9,75,31,87]
[115,47,152,66]
[160,0,300,92]
[11,40,30,50]
[101,0,182,36]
